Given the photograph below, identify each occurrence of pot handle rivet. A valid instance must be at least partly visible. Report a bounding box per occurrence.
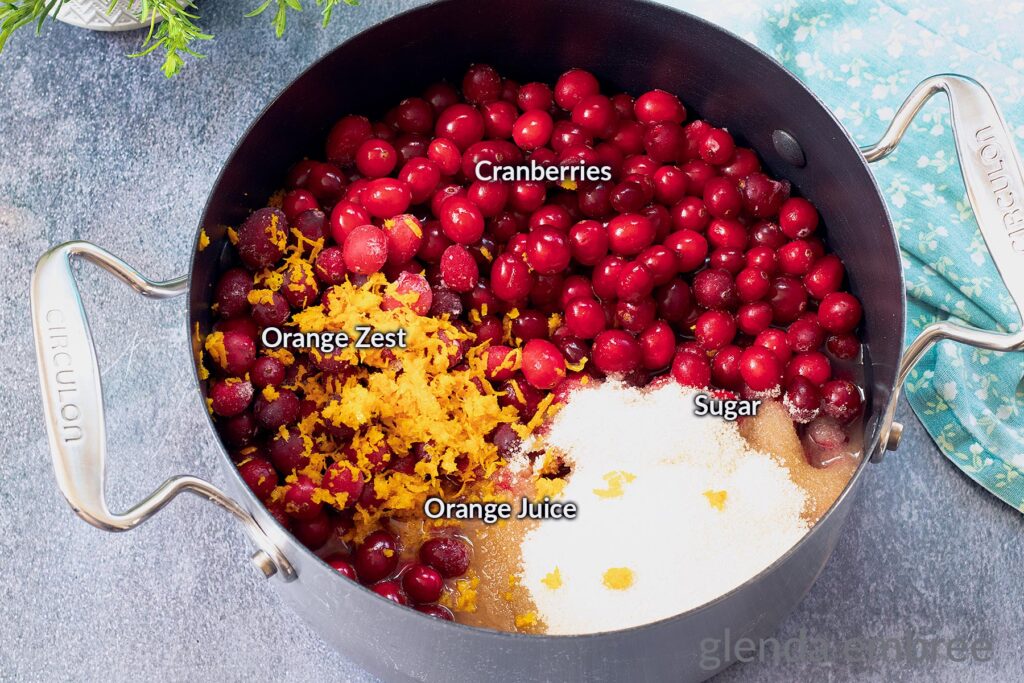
[885,422,904,451]
[772,130,806,167]
[251,550,278,578]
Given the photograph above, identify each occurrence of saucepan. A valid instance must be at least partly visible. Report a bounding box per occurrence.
[30,0,1024,680]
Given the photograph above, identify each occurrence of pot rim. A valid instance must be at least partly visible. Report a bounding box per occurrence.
[186,0,902,642]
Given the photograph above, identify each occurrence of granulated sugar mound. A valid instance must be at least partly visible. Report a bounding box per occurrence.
[517,381,809,635]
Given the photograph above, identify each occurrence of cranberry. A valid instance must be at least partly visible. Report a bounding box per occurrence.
[510,310,548,342]
[517,81,554,111]
[779,197,819,238]
[342,224,388,274]
[568,220,609,265]
[572,94,618,136]
[700,128,735,165]
[419,536,471,578]
[210,379,253,417]
[214,268,253,319]
[643,123,684,163]
[818,292,862,334]
[251,356,285,388]
[326,114,373,165]
[754,328,792,363]
[703,177,742,219]
[592,330,641,374]
[355,138,397,178]
[326,555,358,580]
[821,379,862,423]
[281,189,318,222]
[402,563,444,604]
[439,197,485,244]
[681,159,715,194]
[238,457,277,500]
[370,580,407,605]
[664,229,709,272]
[745,246,778,275]
[611,176,655,213]
[435,103,485,151]
[634,89,686,124]
[521,339,566,390]
[509,181,547,213]
[735,267,771,302]
[740,172,790,218]
[707,218,747,250]
[218,413,257,448]
[736,301,774,335]
[525,227,571,274]
[322,461,364,509]
[695,310,737,350]
[616,262,655,302]
[424,81,459,113]
[739,346,783,394]
[785,351,832,386]
[607,213,655,256]
[292,209,326,241]
[355,530,400,584]
[416,604,455,621]
[827,333,861,360]
[329,201,371,246]
[671,349,711,388]
[393,96,434,135]
[427,137,462,176]
[491,253,533,302]
[439,245,479,293]
[777,240,816,276]
[236,208,287,270]
[784,376,821,423]
[692,268,738,311]
[462,63,502,104]
[671,196,709,232]
[292,512,332,550]
[711,345,744,390]
[253,387,300,430]
[565,297,606,339]
[554,68,600,110]
[283,474,322,521]
[639,321,675,370]
[804,255,845,300]
[768,276,808,324]
[721,148,761,177]
[591,255,627,300]
[268,430,310,473]
[615,298,656,334]
[655,279,692,323]
[305,162,345,203]
[786,315,826,353]
[513,110,554,150]
[314,246,347,285]
[637,245,679,285]
[750,220,787,249]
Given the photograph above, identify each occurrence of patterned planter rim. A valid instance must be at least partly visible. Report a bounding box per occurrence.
[51,0,180,32]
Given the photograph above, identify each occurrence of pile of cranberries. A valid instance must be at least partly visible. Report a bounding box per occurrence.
[209,63,866,618]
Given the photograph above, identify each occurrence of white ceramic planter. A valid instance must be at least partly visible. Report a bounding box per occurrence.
[53,0,163,31]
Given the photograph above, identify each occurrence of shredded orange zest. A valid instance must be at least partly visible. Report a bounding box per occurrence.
[602,567,634,591]
[593,471,636,499]
[541,567,562,590]
[198,229,210,252]
[703,489,728,511]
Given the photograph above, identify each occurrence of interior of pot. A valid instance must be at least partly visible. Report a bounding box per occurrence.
[190,0,903,581]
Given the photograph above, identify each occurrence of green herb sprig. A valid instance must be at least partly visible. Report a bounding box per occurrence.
[0,0,360,77]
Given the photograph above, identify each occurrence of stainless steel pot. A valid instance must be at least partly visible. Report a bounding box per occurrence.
[31,1,1024,680]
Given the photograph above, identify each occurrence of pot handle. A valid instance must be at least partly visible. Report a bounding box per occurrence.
[861,74,1024,460]
[31,241,295,580]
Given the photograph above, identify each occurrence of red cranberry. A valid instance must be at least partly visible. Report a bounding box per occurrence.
[750,220,788,249]
[525,227,570,274]
[419,536,471,578]
[568,220,610,265]
[638,245,679,285]
[554,68,600,110]
[821,379,862,423]
[439,245,480,293]
[768,276,808,324]
[251,356,285,388]
[314,246,347,285]
[740,172,790,218]
[491,253,534,302]
[711,345,744,390]
[355,138,397,178]
[382,271,433,315]
[282,189,319,222]
[342,224,388,274]
[439,197,485,244]
[521,339,566,390]
[634,89,686,124]
[784,376,821,423]
[218,413,257,448]
[253,387,300,430]
[818,292,863,334]
[639,321,675,370]
[671,349,711,388]
[706,218,747,250]
[700,128,735,165]
[592,330,641,374]
[322,462,364,509]
[804,255,845,300]
[643,123,684,163]
[652,166,688,205]
[435,103,485,150]
[210,379,253,417]
[739,346,783,394]
[737,301,774,335]
[238,457,277,499]
[591,255,627,300]
[565,297,606,339]
[518,81,554,111]
[607,213,655,256]
[695,310,737,350]
[745,246,778,275]
[510,310,548,342]
[827,333,861,360]
[326,114,373,165]
[305,162,345,203]
[572,94,618,136]
[416,604,455,621]
[268,430,310,474]
[363,178,412,219]
[692,268,738,311]
[616,262,655,302]
[671,197,709,232]
[655,279,692,323]
[779,197,819,238]
[735,267,771,302]
[785,351,832,386]
[777,240,816,276]
[402,563,444,604]
[614,298,656,334]
[283,475,322,521]
[754,328,792,363]
[214,268,253,319]
[371,580,408,605]
[721,148,761,177]
[355,530,400,584]
[512,110,554,150]
[463,63,502,104]
[703,177,742,218]
[786,315,826,353]
[236,208,287,270]
[664,229,708,272]
[325,555,358,580]
[329,201,371,246]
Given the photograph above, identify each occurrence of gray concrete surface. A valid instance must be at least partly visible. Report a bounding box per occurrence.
[1,1,1021,681]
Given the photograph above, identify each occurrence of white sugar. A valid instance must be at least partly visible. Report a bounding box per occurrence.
[517,381,808,635]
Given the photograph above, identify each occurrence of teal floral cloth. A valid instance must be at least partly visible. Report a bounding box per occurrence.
[667,0,1024,512]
